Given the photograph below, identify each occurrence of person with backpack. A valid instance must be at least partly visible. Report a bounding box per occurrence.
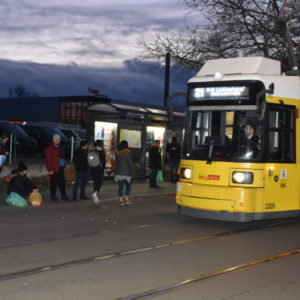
[114,140,132,205]
[89,140,106,204]
[72,140,89,201]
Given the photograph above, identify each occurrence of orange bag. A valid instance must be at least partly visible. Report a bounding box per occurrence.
[29,191,43,206]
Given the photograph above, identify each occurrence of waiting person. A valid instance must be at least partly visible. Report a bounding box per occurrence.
[0,133,9,174]
[8,161,38,199]
[90,140,106,204]
[149,140,162,188]
[72,140,89,201]
[166,137,181,183]
[45,134,69,202]
[114,140,133,205]
[240,123,260,158]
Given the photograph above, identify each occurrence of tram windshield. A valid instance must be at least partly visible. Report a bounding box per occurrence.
[183,110,263,162]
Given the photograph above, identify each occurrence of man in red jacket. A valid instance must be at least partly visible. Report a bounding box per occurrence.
[45,134,69,201]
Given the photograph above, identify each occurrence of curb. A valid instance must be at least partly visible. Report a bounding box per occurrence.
[100,192,176,203]
[0,192,176,209]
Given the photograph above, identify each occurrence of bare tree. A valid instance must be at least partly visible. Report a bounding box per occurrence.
[14,85,28,98]
[12,85,39,98]
[142,0,300,70]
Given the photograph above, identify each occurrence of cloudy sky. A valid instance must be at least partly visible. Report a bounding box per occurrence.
[0,0,197,105]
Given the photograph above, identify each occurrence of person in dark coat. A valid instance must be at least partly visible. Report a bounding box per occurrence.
[72,140,89,201]
[90,140,106,204]
[44,134,69,202]
[148,140,162,188]
[8,161,38,199]
[166,137,181,183]
[0,133,9,174]
[114,140,133,205]
[239,124,260,158]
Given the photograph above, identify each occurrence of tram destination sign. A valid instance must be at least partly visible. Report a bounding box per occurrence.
[190,86,250,101]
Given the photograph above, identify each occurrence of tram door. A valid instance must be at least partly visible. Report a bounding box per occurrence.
[264,104,298,212]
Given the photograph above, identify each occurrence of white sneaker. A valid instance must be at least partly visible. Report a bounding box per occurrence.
[92,192,100,205]
[125,200,132,205]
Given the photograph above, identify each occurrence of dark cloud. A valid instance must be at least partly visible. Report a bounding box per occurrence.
[0,0,197,67]
[0,0,198,108]
[0,58,195,106]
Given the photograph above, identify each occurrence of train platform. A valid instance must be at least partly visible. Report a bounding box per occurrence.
[0,179,177,207]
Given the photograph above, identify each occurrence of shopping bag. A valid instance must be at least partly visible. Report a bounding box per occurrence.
[156,170,164,184]
[6,192,29,207]
[64,165,75,181]
[29,191,43,206]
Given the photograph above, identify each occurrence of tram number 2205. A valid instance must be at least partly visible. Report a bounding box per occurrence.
[265,203,276,210]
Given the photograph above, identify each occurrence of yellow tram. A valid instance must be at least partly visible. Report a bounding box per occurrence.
[176,56,300,221]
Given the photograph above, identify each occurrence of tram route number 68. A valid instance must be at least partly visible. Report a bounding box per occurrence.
[265,203,275,210]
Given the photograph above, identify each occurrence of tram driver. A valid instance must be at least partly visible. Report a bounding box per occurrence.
[239,123,260,159]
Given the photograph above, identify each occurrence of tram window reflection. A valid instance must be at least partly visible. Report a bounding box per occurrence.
[185,110,263,161]
[269,111,280,128]
[269,132,280,159]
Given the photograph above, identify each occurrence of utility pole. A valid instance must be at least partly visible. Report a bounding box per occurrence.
[163,52,171,108]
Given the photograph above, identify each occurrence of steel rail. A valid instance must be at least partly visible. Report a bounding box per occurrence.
[0,218,297,282]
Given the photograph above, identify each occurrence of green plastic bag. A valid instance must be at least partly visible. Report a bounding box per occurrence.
[6,192,29,207]
[156,170,164,184]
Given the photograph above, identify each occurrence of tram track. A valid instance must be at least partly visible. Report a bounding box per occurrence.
[0,217,296,251]
[0,218,298,282]
[117,248,300,300]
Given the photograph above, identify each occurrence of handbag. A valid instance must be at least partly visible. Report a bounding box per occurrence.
[156,170,164,184]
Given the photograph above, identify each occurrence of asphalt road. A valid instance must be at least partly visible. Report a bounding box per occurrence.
[0,196,299,300]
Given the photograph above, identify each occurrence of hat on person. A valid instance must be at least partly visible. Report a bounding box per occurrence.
[53,133,61,140]
[80,140,88,148]
[17,161,28,172]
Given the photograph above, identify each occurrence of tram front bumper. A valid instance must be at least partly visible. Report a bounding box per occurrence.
[176,181,263,221]
[177,205,255,222]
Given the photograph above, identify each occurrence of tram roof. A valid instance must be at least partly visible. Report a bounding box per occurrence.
[189,57,300,100]
[197,57,281,77]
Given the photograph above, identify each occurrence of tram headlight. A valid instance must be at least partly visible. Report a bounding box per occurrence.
[232,172,253,184]
[181,168,192,180]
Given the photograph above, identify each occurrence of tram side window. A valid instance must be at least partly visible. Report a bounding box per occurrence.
[269,111,281,160]
[268,108,295,162]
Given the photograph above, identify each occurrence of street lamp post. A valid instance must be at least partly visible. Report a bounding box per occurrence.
[163,52,171,108]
